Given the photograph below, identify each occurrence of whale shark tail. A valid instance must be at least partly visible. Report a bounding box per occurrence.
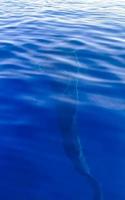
[63,134,102,200]
[83,172,102,200]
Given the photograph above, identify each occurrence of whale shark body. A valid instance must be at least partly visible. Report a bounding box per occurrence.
[57,66,102,200]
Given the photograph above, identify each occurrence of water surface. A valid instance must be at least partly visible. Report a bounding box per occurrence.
[0,0,125,199]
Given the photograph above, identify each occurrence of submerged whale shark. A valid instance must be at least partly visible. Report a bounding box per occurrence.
[57,56,102,199]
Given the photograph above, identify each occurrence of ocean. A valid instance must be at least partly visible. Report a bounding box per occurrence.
[0,0,125,199]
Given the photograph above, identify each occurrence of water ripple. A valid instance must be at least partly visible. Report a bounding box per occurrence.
[0,0,125,199]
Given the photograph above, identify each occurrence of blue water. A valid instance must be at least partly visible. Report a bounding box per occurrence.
[0,0,125,199]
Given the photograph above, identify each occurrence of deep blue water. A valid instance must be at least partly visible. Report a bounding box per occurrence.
[0,0,125,199]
